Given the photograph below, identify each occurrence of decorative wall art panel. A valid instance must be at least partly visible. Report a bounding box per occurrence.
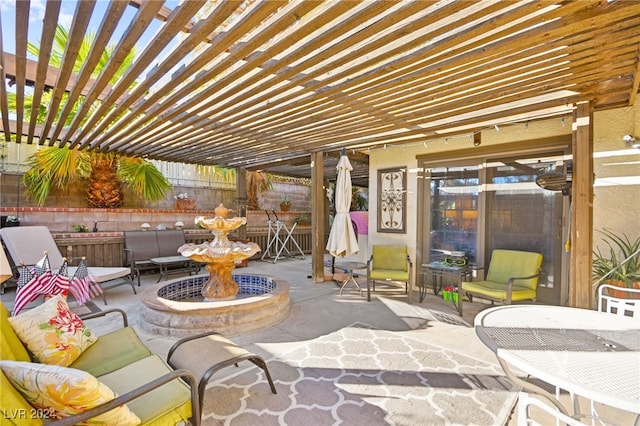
[377,167,406,233]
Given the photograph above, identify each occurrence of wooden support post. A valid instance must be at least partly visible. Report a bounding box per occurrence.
[311,151,326,282]
[235,166,247,240]
[570,102,594,309]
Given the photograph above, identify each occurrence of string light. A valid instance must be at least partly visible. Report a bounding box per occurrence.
[348,115,570,155]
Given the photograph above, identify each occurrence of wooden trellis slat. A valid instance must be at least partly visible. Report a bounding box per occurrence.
[0,0,638,170]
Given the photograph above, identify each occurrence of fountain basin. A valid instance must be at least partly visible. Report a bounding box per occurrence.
[139,274,290,338]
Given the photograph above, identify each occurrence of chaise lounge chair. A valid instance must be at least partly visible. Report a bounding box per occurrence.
[0,226,135,304]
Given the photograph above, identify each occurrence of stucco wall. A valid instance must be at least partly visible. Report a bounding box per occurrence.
[368,104,640,263]
[592,105,640,245]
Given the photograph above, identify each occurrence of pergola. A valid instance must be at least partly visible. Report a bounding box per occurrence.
[2,0,640,304]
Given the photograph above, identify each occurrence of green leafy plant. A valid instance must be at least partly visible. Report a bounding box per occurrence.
[72,224,89,233]
[23,147,172,208]
[592,229,640,289]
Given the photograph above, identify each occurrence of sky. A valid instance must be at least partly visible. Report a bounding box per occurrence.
[1,0,75,54]
[0,0,181,56]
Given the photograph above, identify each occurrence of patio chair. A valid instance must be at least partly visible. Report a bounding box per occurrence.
[597,284,640,317]
[0,226,135,304]
[517,392,591,426]
[366,245,413,302]
[460,249,542,312]
[573,283,640,421]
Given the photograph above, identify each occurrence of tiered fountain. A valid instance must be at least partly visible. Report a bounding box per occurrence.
[139,204,290,337]
[179,204,261,300]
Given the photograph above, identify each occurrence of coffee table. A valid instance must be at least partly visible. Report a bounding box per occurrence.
[150,256,197,282]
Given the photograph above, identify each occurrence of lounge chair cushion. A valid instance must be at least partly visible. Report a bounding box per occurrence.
[0,360,141,425]
[68,266,131,283]
[70,327,152,377]
[8,295,97,366]
[0,303,30,362]
[0,304,35,421]
[99,355,193,425]
[0,370,44,426]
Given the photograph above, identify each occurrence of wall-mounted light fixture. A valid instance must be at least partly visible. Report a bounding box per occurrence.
[473,133,481,147]
[623,134,640,149]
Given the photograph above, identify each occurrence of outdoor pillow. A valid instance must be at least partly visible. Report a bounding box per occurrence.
[8,294,97,366]
[0,360,141,426]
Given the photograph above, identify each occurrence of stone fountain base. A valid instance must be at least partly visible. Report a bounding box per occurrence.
[139,274,290,338]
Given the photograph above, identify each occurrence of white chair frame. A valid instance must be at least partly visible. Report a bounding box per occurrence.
[597,284,640,318]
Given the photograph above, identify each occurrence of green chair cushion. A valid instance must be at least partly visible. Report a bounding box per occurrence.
[98,355,193,426]
[0,370,43,426]
[370,269,410,282]
[71,327,151,377]
[1,303,31,362]
[485,249,543,290]
[372,245,408,272]
[461,280,537,302]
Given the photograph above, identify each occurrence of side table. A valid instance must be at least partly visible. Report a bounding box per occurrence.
[420,262,472,311]
[335,261,367,296]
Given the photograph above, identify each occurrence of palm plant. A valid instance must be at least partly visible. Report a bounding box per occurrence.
[246,171,273,210]
[23,147,171,208]
[17,25,171,208]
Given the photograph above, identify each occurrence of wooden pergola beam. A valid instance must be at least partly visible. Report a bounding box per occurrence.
[570,101,594,309]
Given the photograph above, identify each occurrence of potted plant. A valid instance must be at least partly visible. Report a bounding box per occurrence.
[592,230,640,299]
[174,192,196,210]
[280,195,292,212]
[294,214,310,226]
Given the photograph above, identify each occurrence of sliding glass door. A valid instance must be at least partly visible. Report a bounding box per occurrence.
[420,151,569,305]
[428,164,479,264]
[484,155,568,304]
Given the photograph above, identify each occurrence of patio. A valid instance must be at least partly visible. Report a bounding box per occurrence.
[1,257,635,425]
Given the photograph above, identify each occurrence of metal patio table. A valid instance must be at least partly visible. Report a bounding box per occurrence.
[475,305,640,419]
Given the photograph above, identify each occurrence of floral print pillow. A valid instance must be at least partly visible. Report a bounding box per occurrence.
[8,295,97,366]
[0,360,141,425]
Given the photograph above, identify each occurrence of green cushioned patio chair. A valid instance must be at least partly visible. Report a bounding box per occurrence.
[366,245,413,302]
[459,249,543,315]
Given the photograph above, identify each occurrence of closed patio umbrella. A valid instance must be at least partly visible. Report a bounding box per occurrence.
[326,149,360,258]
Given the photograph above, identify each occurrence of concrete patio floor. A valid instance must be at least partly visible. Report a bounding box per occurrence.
[2,256,635,425]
